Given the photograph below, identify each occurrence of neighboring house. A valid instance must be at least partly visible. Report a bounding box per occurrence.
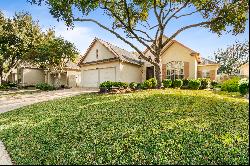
[239,63,249,77]
[6,60,81,88]
[78,37,220,88]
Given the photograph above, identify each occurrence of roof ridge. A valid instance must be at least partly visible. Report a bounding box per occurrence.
[96,38,135,55]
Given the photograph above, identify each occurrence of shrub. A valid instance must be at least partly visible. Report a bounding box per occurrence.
[129,82,137,90]
[182,79,189,87]
[162,79,172,88]
[35,83,55,91]
[238,78,249,95]
[210,80,218,89]
[148,78,157,88]
[172,79,183,88]
[121,82,129,89]
[8,82,17,88]
[111,82,119,87]
[143,80,153,89]
[136,83,144,89]
[99,81,113,90]
[188,79,201,90]
[198,78,210,89]
[221,77,240,92]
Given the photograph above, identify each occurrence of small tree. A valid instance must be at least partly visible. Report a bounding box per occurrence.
[0,11,45,83]
[214,40,249,75]
[30,0,249,88]
[0,10,78,85]
[30,37,79,87]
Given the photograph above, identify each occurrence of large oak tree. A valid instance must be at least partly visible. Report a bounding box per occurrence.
[30,0,249,88]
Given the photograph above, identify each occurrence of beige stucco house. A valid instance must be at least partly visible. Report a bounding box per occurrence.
[78,38,142,87]
[78,37,220,88]
[239,63,249,77]
[6,61,81,88]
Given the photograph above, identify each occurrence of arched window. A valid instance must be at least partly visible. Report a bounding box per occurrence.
[166,61,184,80]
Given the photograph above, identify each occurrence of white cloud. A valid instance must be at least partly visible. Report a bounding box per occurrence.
[53,23,95,54]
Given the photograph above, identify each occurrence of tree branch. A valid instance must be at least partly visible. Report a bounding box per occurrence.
[163,0,190,27]
[162,21,213,47]
[101,4,157,57]
[73,17,157,65]
[173,9,201,19]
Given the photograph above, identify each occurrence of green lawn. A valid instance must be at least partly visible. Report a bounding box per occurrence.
[0,89,248,165]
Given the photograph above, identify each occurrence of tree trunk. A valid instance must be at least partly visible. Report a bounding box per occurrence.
[0,68,3,85]
[154,64,162,89]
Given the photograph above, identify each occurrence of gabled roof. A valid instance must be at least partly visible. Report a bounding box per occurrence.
[143,36,202,63]
[78,38,143,66]
[199,57,218,65]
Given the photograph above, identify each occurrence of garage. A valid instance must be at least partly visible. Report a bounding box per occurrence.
[81,67,116,87]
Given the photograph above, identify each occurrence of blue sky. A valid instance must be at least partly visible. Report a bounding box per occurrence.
[1,0,249,59]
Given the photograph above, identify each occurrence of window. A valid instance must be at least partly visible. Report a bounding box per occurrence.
[166,61,184,80]
[96,49,99,59]
[202,70,210,78]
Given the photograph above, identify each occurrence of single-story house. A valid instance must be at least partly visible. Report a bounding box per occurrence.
[6,60,81,88]
[78,37,220,88]
[239,63,249,77]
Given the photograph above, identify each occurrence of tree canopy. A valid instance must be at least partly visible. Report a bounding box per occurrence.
[215,40,249,75]
[30,0,249,87]
[0,11,79,83]
[30,37,78,72]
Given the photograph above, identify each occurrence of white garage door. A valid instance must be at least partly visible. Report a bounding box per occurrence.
[82,69,99,87]
[81,67,116,87]
[99,67,116,83]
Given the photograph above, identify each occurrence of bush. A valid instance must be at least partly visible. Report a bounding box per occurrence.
[129,82,137,90]
[182,79,189,87]
[238,78,249,95]
[136,83,143,89]
[172,79,183,88]
[148,78,157,88]
[99,81,113,90]
[143,80,153,89]
[121,82,129,89]
[35,83,55,91]
[210,80,218,89]
[8,82,17,88]
[162,79,172,88]
[188,79,201,90]
[198,78,210,89]
[221,77,240,92]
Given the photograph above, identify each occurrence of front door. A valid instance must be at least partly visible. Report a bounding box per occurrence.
[146,66,154,80]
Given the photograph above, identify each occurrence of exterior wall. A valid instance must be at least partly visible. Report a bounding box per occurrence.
[6,68,17,83]
[197,65,219,80]
[21,68,45,86]
[142,42,197,81]
[80,61,120,87]
[240,64,249,77]
[119,62,142,83]
[83,41,115,63]
[47,72,67,87]
[80,61,142,87]
[67,70,81,87]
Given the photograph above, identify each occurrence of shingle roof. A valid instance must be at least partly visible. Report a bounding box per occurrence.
[78,38,143,66]
[200,57,217,65]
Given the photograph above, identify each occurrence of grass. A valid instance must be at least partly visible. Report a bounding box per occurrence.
[0,89,248,165]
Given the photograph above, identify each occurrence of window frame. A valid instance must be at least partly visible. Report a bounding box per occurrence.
[166,61,184,80]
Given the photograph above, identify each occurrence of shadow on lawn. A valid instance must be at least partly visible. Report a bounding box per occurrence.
[0,90,248,165]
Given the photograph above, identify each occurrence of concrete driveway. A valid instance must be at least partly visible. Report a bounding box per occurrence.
[0,88,98,114]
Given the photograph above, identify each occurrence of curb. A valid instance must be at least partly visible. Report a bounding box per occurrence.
[0,141,12,165]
